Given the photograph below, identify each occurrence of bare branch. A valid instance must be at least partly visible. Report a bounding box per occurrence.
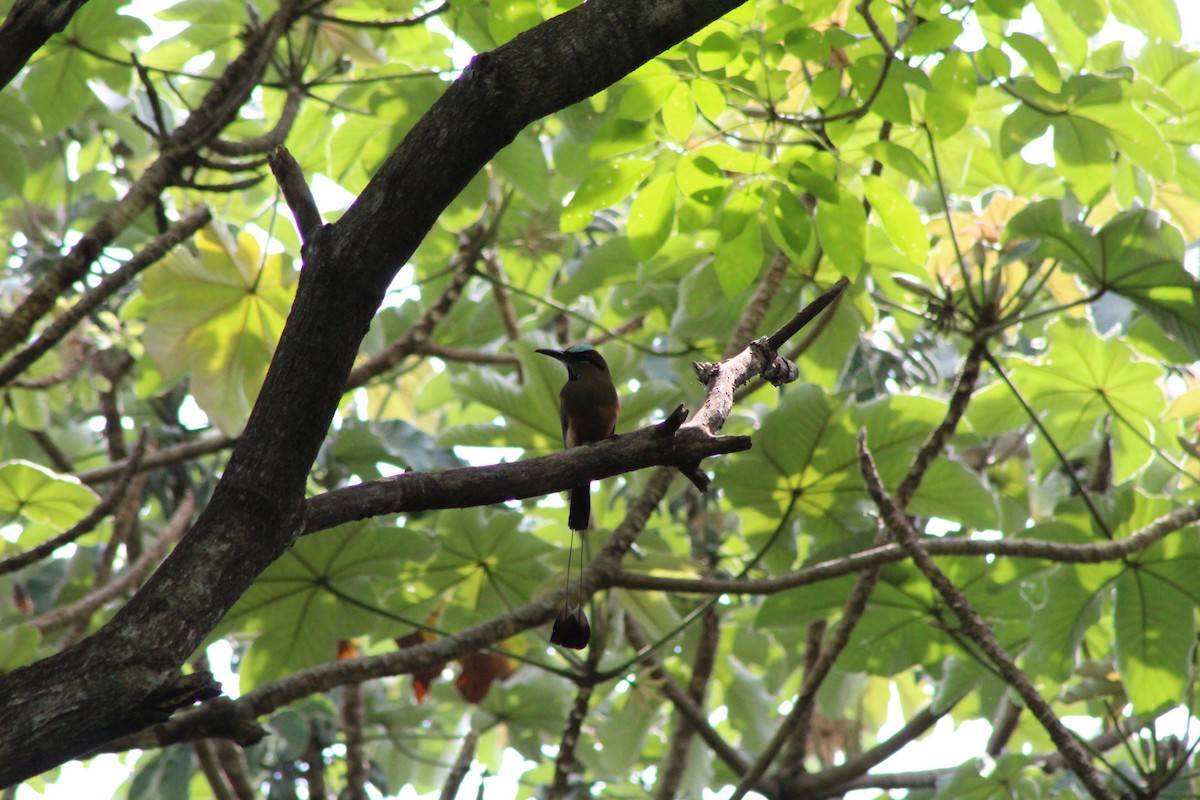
[687,277,848,437]
[75,434,237,485]
[339,680,368,800]
[483,251,522,342]
[858,434,1117,800]
[783,703,953,798]
[301,422,748,534]
[210,88,304,156]
[0,207,213,388]
[438,729,479,800]
[269,146,323,243]
[611,502,1200,593]
[28,491,195,633]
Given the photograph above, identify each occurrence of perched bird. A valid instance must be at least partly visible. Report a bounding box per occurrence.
[536,344,620,531]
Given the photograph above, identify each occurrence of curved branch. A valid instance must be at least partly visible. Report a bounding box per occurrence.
[611,508,1191,594]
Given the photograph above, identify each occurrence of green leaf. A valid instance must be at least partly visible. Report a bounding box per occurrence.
[217,521,413,689]
[1114,567,1193,714]
[713,216,763,297]
[139,225,298,435]
[561,159,654,233]
[615,61,676,121]
[662,81,695,141]
[0,132,25,194]
[628,174,677,260]
[986,319,1166,482]
[765,186,812,263]
[451,342,567,449]
[904,17,963,56]
[1056,0,1107,37]
[1007,31,1062,92]
[816,187,866,275]
[691,79,727,123]
[1009,203,1200,358]
[863,175,929,264]
[0,461,99,529]
[128,745,193,800]
[676,154,729,205]
[1051,115,1113,203]
[1110,0,1181,41]
[863,141,931,184]
[1034,0,1088,69]
[429,508,554,629]
[20,47,94,135]
[697,29,740,72]
[487,0,540,44]
[1078,104,1175,182]
[926,50,976,138]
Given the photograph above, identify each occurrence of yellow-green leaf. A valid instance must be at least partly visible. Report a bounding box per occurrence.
[863,175,929,264]
[561,159,653,233]
[629,174,677,260]
[140,225,298,435]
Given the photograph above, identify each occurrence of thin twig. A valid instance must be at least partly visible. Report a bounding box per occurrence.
[213,739,256,800]
[0,207,213,388]
[309,1,449,29]
[193,739,238,800]
[340,680,368,800]
[269,146,322,243]
[75,434,237,485]
[438,729,480,800]
[482,251,522,343]
[210,88,304,156]
[612,503,1200,594]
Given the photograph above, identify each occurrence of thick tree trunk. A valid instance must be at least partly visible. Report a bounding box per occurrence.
[0,0,747,786]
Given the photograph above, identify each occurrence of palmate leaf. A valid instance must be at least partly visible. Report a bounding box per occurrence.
[446,341,568,451]
[970,318,1166,482]
[214,521,421,690]
[0,461,100,531]
[1113,517,1200,714]
[723,386,994,541]
[136,225,298,435]
[1006,202,1200,358]
[425,508,553,631]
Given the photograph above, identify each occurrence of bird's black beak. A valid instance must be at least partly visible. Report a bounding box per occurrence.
[535,348,568,361]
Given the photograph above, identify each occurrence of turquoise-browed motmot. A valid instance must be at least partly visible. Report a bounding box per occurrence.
[536,344,620,531]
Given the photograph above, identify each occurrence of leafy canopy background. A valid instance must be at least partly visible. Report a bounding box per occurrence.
[1,0,1199,797]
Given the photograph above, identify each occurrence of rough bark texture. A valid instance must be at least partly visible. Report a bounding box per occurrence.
[0,0,92,89]
[0,0,747,786]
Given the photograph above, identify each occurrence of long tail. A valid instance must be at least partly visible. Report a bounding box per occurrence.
[568,481,591,531]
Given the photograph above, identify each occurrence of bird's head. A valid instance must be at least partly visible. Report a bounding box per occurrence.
[536,344,610,379]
